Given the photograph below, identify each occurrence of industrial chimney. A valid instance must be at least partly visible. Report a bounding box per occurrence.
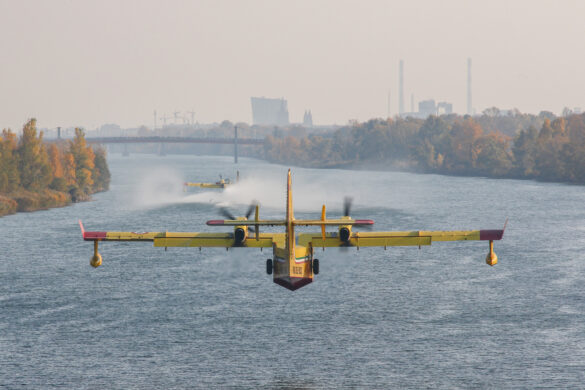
[467,58,472,115]
[399,60,404,115]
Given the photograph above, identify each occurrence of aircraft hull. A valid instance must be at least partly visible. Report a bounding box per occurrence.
[274,276,313,291]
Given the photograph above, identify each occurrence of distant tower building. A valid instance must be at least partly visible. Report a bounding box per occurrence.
[303,110,313,126]
[250,97,290,125]
[399,60,404,115]
[411,94,415,113]
[467,58,472,115]
[418,99,437,118]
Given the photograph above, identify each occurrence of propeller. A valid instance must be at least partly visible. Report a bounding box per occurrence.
[245,203,255,219]
[219,207,237,221]
[343,196,353,217]
[219,202,259,234]
[342,196,372,231]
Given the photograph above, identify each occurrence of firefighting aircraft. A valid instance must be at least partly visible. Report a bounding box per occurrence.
[80,169,506,291]
[184,172,239,190]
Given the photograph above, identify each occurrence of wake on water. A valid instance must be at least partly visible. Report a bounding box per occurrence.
[127,168,376,216]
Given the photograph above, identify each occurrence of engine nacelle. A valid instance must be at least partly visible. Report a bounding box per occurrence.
[339,226,351,243]
[234,226,248,245]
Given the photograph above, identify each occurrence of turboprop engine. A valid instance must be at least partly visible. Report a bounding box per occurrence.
[339,225,351,243]
[339,197,354,244]
[234,226,248,245]
[219,203,257,246]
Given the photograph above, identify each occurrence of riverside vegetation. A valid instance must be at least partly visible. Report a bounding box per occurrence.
[263,111,585,184]
[0,119,110,217]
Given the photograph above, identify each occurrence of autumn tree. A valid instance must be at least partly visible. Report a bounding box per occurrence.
[69,128,94,193]
[92,147,111,191]
[0,129,20,193]
[47,143,68,192]
[17,119,53,191]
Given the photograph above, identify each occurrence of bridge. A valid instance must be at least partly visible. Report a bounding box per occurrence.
[84,136,263,145]
[83,127,263,163]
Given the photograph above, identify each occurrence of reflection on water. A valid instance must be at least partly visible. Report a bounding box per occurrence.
[2,154,585,388]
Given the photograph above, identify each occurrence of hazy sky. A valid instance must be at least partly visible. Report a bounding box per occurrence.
[1,0,584,130]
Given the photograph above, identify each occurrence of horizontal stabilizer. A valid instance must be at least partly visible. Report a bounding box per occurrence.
[207,219,286,226]
[293,219,374,226]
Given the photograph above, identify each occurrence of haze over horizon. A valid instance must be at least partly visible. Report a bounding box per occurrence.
[1,0,584,131]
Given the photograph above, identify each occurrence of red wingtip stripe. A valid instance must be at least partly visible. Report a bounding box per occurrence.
[78,220,85,237]
[206,220,225,226]
[479,229,504,240]
[83,231,107,240]
[354,219,374,225]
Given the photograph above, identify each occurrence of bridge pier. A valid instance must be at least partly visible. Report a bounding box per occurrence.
[159,143,167,156]
[122,143,130,157]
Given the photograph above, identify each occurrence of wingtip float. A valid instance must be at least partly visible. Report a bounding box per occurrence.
[80,171,506,290]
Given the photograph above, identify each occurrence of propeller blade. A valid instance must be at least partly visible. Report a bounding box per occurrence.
[245,202,256,219]
[343,197,353,217]
[220,207,237,220]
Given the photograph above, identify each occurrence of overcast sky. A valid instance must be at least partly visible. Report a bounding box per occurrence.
[1,0,584,130]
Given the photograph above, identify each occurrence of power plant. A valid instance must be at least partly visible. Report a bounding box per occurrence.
[398,60,404,115]
[394,58,470,118]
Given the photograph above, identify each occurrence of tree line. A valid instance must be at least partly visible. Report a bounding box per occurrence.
[263,111,585,184]
[0,119,110,216]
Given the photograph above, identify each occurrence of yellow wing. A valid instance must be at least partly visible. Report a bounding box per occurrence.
[298,228,504,248]
[80,221,281,248]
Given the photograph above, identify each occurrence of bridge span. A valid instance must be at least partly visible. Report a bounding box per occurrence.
[84,136,264,145]
[82,134,264,163]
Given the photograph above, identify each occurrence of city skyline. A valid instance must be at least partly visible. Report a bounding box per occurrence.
[1,0,584,130]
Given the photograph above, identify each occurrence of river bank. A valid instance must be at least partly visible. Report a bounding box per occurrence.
[0,120,110,218]
[0,188,102,217]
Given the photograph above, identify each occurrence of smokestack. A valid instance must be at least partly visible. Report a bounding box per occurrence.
[467,58,472,115]
[399,60,404,115]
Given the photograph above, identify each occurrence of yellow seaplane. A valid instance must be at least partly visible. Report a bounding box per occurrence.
[184,172,239,190]
[80,170,506,291]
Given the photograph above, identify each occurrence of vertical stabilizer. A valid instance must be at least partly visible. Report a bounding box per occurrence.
[286,169,295,253]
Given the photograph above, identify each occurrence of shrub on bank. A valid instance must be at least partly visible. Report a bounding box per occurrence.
[0,195,17,216]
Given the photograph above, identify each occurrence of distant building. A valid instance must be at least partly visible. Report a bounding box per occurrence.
[437,102,453,115]
[303,110,313,126]
[398,98,453,119]
[418,99,436,118]
[250,97,289,126]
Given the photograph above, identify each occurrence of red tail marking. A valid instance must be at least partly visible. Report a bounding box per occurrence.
[354,219,374,225]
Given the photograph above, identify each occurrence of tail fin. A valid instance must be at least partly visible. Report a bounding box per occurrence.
[285,169,295,252]
[286,169,293,222]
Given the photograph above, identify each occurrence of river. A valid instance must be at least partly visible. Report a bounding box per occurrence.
[2,154,585,388]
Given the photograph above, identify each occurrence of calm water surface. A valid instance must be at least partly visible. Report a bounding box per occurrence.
[2,155,585,388]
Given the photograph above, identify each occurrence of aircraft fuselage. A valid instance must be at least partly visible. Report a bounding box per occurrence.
[273,244,314,291]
